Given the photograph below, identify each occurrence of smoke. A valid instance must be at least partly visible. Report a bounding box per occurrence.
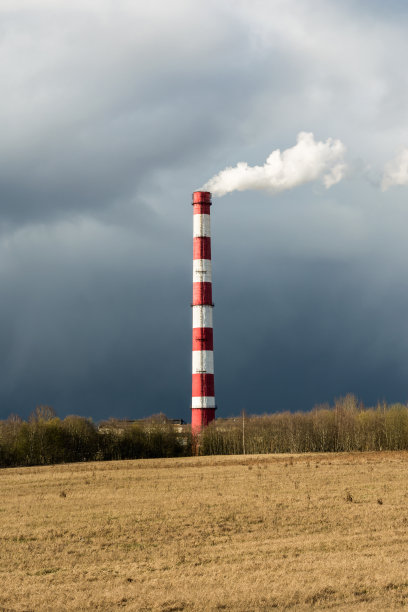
[381,147,408,191]
[202,132,347,197]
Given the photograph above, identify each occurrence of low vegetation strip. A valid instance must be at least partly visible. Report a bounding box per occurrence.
[1,452,408,610]
[3,395,408,467]
[0,408,189,468]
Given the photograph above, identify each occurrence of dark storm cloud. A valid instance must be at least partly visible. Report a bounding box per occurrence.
[215,255,408,416]
[0,216,192,420]
[1,0,408,420]
[0,0,259,227]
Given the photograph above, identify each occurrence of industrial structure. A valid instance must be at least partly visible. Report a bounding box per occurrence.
[191,191,216,432]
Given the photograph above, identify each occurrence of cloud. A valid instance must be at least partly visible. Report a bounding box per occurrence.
[0,0,254,226]
[382,147,408,190]
[202,132,346,197]
[1,0,408,421]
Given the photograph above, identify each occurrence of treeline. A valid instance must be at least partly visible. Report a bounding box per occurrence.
[3,396,408,467]
[201,395,408,454]
[0,406,190,468]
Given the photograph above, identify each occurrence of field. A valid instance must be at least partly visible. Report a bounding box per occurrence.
[2,453,408,610]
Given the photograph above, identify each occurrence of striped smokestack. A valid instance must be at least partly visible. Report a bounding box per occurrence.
[191,191,216,433]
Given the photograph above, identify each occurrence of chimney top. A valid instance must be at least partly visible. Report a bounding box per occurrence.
[192,191,211,204]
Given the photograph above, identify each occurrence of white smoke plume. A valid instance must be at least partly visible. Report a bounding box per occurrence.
[381,148,408,191]
[202,132,347,197]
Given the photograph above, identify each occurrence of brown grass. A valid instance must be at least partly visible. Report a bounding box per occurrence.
[1,452,408,610]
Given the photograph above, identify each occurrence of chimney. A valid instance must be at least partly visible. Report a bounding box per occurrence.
[191,191,216,433]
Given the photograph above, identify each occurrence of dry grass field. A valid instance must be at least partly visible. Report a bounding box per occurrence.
[1,452,408,611]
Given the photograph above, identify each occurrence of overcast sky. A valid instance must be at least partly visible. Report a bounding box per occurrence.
[2,0,408,421]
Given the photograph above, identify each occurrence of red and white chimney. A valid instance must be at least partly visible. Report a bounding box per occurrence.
[191,191,216,433]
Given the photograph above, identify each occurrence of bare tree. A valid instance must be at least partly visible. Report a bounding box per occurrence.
[29,405,57,423]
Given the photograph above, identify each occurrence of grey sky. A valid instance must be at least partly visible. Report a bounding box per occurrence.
[1,0,408,420]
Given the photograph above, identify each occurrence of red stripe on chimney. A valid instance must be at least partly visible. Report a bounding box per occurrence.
[192,373,215,397]
[193,237,211,260]
[192,282,212,305]
[192,327,213,351]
